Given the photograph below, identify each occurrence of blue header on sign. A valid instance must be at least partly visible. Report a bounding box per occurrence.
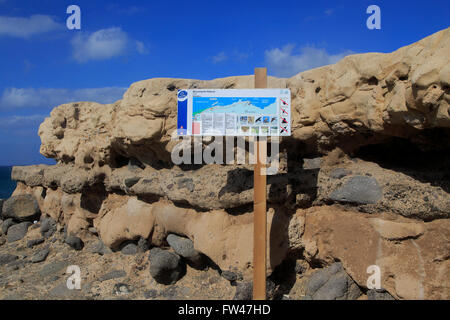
[177,90,188,135]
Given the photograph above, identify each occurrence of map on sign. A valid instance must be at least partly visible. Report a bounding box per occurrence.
[177,89,291,136]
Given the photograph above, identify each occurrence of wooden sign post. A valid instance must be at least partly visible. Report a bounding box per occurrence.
[253,67,267,300]
[176,69,291,301]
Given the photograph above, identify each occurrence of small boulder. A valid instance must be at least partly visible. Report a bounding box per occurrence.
[6,259,26,271]
[7,221,32,242]
[99,269,126,282]
[148,248,185,285]
[88,240,112,255]
[2,194,40,221]
[367,289,395,300]
[137,237,150,252]
[40,217,57,239]
[31,247,50,263]
[329,176,382,205]
[167,234,204,268]
[303,262,362,300]
[27,237,45,248]
[39,260,69,278]
[65,235,84,250]
[0,253,18,265]
[2,218,16,235]
[121,242,138,255]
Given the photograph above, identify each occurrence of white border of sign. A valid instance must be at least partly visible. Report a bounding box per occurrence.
[177,89,291,136]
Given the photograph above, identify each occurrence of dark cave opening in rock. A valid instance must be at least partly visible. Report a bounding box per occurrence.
[354,134,450,193]
[80,184,108,214]
[110,150,129,168]
[367,76,379,86]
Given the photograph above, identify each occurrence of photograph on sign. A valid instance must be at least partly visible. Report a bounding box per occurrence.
[177,89,291,136]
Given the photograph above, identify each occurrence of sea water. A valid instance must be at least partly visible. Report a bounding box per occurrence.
[0,166,16,199]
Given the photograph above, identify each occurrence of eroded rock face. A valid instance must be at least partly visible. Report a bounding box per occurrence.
[12,162,318,211]
[317,155,450,220]
[300,207,450,300]
[12,152,449,220]
[5,29,450,300]
[37,28,450,168]
[95,194,291,277]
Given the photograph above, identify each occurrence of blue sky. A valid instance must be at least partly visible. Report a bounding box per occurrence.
[0,0,449,165]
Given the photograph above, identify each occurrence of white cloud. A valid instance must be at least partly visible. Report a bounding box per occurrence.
[71,27,130,62]
[71,27,148,62]
[0,14,63,38]
[265,45,354,77]
[325,9,334,16]
[0,87,127,110]
[0,114,46,128]
[0,114,47,137]
[135,40,149,54]
[211,52,228,63]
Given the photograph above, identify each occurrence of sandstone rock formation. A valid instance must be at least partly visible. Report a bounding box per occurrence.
[3,28,450,300]
[299,206,449,300]
[37,28,450,168]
